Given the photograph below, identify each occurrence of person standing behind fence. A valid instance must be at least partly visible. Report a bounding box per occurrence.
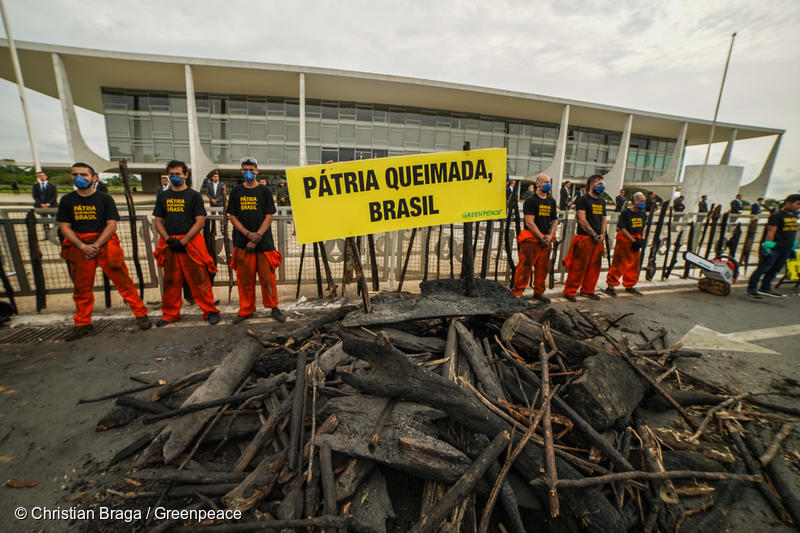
[559,180,572,211]
[731,193,743,214]
[32,171,56,208]
[615,189,626,212]
[562,174,607,302]
[750,197,764,215]
[606,192,646,297]
[152,160,220,326]
[747,194,800,299]
[698,195,709,213]
[228,156,286,324]
[156,175,170,197]
[206,170,224,208]
[57,163,151,341]
[511,173,558,303]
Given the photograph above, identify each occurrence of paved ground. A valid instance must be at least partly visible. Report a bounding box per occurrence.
[0,278,798,531]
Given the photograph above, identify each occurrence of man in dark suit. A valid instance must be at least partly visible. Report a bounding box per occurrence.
[645,191,661,213]
[92,173,108,194]
[731,194,743,214]
[614,189,626,212]
[698,195,709,213]
[32,171,57,208]
[559,180,572,210]
[673,195,685,212]
[206,171,224,208]
[155,175,170,197]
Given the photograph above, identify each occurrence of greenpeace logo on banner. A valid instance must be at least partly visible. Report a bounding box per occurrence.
[286,148,507,244]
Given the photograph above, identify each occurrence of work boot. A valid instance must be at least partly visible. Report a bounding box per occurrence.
[232,313,252,324]
[625,287,644,296]
[746,289,762,299]
[208,311,221,325]
[563,293,577,302]
[605,287,618,298]
[758,289,785,298]
[156,318,178,327]
[271,307,287,322]
[65,324,93,342]
[580,292,601,300]
[136,316,152,330]
[533,293,551,304]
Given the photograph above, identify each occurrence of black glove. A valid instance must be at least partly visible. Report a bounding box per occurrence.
[167,238,186,253]
[631,239,643,252]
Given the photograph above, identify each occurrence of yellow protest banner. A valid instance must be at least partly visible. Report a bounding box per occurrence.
[285,148,507,244]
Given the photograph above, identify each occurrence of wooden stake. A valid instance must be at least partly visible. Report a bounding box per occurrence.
[347,237,371,313]
[397,228,417,291]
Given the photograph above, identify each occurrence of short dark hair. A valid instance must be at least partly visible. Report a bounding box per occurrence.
[587,174,603,188]
[701,195,707,199]
[166,160,188,174]
[563,180,571,186]
[71,162,96,176]
[757,197,763,201]
[786,194,800,203]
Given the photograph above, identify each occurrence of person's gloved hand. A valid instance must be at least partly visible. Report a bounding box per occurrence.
[631,239,643,252]
[167,238,186,252]
[762,241,776,255]
[793,241,798,252]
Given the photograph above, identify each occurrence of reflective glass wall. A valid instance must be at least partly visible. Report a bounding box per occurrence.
[102,88,676,182]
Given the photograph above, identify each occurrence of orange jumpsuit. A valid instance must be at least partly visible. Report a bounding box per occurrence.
[512,229,551,297]
[231,249,282,316]
[154,233,219,322]
[606,231,642,289]
[563,234,604,297]
[61,233,147,326]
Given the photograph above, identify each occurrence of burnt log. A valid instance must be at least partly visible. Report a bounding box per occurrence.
[341,333,625,533]
[222,451,285,511]
[455,321,506,402]
[336,459,375,502]
[501,313,600,365]
[350,468,396,533]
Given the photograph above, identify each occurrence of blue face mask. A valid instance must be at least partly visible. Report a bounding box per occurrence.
[73,176,91,190]
[593,184,605,195]
[243,170,256,182]
[540,183,552,193]
[169,174,184,187]
[637,202,646,211]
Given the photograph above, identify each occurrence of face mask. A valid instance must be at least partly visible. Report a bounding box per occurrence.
[169,174,184,187]
[637,202,646,211]
[593,184,605,195]
[243,170,256,182]
[540,183,552,193]
[73,176,91,190]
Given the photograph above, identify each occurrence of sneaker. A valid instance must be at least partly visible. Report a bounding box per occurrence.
[232,313,252,324]
[208,311,221,325]
[625,287,644,296]
[605,287,618,298]
[136,316,152,330]
[65,324,93,342]
[271,307,287,322]
[156,318,174,328]
[758,289,785,298]
[533,294,551,304]
[563,293,577,302]
[746,289,762,299]
[580,292,601,300]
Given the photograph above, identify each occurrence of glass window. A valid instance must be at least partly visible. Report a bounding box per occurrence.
[172,119,189,140]
[249,120,266,141]
[155,141,173,159]
[131,118,152,139]
[356,126,372,145]
[152,115,171,135]
[435,131,449,146]
[372,107,388,122]
[373,125,388,142]
[636,153,646,167]
[405,127,420,143]
[339,147,355,161]
[389,108,404,124]
[229,97,247,115]
[509,123,521,135]
[421,130,435,149]
[132,141,154,163]
[479,119,492,132]
[249,145,267,164]
[285,146,299,166]
[210,97,224,114]
[492,134,505,148]
[268,119,285,139]
[103,91,127,111]
[321,147,338,162]
[173,143,190,162]
[248,99,267,116]
[389,128,404,147]
[405,111,421,124]
[306,121,321,141]
[211,119,228,139]
[321,124,338,144]
[285,100,300,117]
[478,135,492,149]
[195,96,210,113]
[149,94,169,111]
[307,145,321,164]
[463,118,479,131]
[356,106,372,122]
[212,143,230,163]
[230,118,250,139]
[267,99,284,116]
[198,117,211,138]
[655,154,664,168]
[306,101,321,117]
[576,147,588,161]
[421,112,437,127]
[231,143,249,161]
[322,102,338,119]
[106,114,130,136]
[339,103,355,119]
[109,138,132,158]
[339,123,355,140]
[286,122,299,143]
[530,143,542,158]
[170,95,187,113]
[542,143,556,159]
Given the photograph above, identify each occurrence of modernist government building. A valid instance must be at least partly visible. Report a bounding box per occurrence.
[0,40,784,210]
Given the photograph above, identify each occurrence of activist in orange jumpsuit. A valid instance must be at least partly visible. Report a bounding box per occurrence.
[153,160,220,326]
[606,192,647,296]
[512,173,558,303]
[562,174,607,301]
[228,157,286,324]
[57,163,151,341]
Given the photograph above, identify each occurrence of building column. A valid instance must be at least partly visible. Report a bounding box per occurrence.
[298,73,307,166]
[51,53,112,172]
[738,133,782,201]
[601,114,632,198]
[719,128,737,165]
[184,64,215,191]
[543,104,569,193]
[649,122,687,199]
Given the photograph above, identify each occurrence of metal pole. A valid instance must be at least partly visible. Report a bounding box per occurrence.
[703,32,737,167]
[0,0,41,171]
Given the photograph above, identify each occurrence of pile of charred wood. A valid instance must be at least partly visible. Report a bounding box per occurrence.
[83,283,799,532]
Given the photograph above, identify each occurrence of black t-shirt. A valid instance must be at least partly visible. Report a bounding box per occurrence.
[575,195,606,235]
[56,190,119,234]
[522,195,557,235]
[153,188,206,235]
[768,211,797,250]
[227,184,276,251]
[617,208,646,236]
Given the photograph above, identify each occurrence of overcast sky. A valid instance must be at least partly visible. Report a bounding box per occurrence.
[1,0,797,198]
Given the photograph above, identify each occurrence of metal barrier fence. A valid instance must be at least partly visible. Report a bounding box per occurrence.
[0,205,770,301]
